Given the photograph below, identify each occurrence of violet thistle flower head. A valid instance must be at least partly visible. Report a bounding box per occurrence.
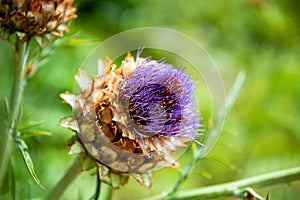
[59,52,202,188]
[0,0,77,38]
[118,56,200,140]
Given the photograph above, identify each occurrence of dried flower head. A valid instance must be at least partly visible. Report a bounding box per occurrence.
[59,52,201,188]
[0,0,77,38]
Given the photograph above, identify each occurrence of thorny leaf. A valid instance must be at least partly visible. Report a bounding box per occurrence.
[15,138,45,190]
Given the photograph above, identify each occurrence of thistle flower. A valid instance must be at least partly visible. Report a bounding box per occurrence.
[59,52,201,188]
[0,0,77,38]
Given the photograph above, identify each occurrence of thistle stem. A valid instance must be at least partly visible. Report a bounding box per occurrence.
[0,128,13,190]
[10,38,29,119]
[144,166,300,200]
[46,155,84,200]
[0,37,29,190]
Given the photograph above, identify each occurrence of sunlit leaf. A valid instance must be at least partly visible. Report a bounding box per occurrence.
[69,38,98,46]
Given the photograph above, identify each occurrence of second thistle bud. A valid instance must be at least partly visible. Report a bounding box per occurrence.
[0,0,77,38]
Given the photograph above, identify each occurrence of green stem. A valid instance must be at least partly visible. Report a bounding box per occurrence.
[10,38,29,118]
[46,155,84,200]
[144,166,300,200]
[0,128,14,190]
[0,37,29,190]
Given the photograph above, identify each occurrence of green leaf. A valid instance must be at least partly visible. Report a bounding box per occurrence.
[18,120,45,131]
[21,112,37,122]
[20,130,52,138]
[15,138,45,190]
[69,38,98,46]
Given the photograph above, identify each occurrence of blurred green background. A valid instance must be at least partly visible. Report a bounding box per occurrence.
[1,0,300,199]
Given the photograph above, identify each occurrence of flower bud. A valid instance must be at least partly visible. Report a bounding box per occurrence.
[0,0,76,38]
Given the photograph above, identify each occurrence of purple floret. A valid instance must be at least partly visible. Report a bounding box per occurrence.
[119,57,201,140]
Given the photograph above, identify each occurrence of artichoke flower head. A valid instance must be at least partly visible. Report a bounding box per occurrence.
[59,52,202,188]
